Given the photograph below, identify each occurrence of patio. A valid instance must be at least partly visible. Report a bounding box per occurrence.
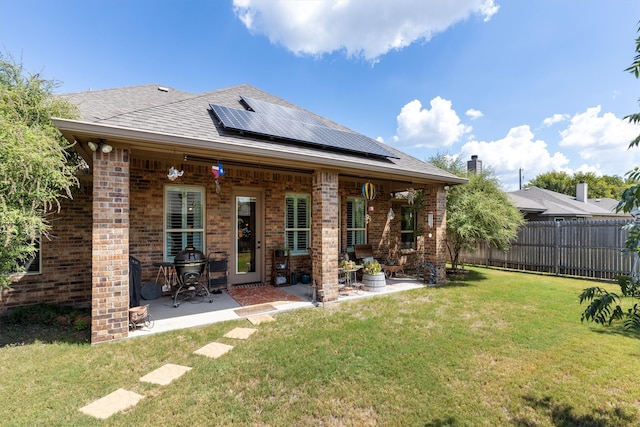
[129,278,425,338]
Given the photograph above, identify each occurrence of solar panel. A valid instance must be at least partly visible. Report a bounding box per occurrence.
[210,103,399,159]
[240,96,328,127]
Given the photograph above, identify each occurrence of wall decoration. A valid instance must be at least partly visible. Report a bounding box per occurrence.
[211,162,225,194]
[407,187,415,205]
[362,181,376,200]
[167,166,184,181]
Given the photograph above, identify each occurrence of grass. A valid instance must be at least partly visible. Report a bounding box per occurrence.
[1,267,640,426]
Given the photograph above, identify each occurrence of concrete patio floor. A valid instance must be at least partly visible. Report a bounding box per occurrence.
[129,278,424,339]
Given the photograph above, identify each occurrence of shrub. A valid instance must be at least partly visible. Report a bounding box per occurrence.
[364,260,382,274]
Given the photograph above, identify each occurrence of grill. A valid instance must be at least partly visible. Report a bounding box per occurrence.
[172,247,211,307]
[174,247,207,281]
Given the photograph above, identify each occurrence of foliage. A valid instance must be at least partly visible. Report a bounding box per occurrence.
[339,259,357,271]
[6,302,88,325]
[363,259,382,274]
[527,170,631,199]
[0,52,78,287]
[625,21,640,148]
[579,23,640,331]
[430,154,524,270]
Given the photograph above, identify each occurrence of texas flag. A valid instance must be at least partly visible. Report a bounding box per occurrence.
[211,162,225,179]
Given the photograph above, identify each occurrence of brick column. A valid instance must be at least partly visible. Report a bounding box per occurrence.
[312,169,339,301]
[423,184,448,285]
[91,147,130,343]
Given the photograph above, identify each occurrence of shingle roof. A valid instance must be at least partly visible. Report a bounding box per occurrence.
[56,84,466,185]
[508,186,626,218]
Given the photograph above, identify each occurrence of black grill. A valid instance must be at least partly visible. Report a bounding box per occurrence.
[173,247,206,282]
[171,247,210,308]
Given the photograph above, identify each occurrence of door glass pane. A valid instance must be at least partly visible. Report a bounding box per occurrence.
[237,196,256,274]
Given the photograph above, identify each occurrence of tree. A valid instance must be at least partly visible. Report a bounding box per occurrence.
[0,53,78,287]
[527,171,575,195]
[527,170,630,199]
[430,154,524,270]
[579,23,640,331]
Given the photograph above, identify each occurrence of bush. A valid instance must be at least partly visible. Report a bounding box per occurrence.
[6,303,88,326]
[364,260,382,274]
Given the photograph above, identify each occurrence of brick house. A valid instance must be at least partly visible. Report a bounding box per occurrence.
[3,84,466,343]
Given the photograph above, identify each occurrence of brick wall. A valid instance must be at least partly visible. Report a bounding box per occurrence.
[1,176,93,312]
[129,159,314,285]
[2,150,450,337]
[422,184,448,284]
[312,170,340,301]
[91,148,130,343]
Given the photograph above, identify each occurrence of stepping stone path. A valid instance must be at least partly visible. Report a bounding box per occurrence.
[248,314,275,325]
[79,317,266,419]
[79,388,144,420]
[140,363,192,386]
[224,327,257,340]
[193,341,234,358]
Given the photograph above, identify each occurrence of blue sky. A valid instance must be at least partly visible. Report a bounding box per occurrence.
[2,0,640,190]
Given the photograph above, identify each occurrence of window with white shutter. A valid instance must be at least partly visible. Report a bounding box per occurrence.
[346,197,366,246]
[165,186,205,261]
[285,194,310,255]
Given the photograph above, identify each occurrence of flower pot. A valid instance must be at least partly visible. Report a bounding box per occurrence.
[275,249,286,257]
[363,272,386,292]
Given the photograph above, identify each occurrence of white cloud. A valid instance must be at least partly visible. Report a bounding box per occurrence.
[465,108,483,120]
[232,0,499,61]
[557,106,640,176]
[542,113,568,127]
[560,106,638,150]
[394,97,471,148]
[460,125,571,190]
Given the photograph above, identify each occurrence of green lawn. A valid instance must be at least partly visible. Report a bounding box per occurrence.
[1,267,639,426]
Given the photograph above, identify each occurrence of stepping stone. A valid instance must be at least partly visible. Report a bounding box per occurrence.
[247,314,274,325]
[194,342,234,359]
[140,363,192,386]
[224,327,257,340]
[79,388,144,419]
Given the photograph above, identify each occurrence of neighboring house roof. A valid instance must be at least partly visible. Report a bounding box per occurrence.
[55,84,467,186]
[508,186,628,218]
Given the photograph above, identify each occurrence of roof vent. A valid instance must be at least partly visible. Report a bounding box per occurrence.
[157,86,169,92]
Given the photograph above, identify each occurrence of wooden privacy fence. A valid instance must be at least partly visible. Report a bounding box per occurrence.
[459,219,636,280]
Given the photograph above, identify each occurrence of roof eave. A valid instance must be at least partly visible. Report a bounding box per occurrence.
[53,118,467,186]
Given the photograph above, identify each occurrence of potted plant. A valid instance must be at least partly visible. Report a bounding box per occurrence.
[339,259,357,271]
[275,245,288,258]
[362,260,386,292]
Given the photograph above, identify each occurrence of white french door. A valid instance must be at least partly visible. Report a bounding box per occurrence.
[230,190,263,284]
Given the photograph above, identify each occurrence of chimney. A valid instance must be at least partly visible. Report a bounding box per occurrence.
[576,181,588,203]
[467,155,482,175]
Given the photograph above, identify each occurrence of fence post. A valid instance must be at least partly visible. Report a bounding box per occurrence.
[485,241,489,267]
[554,221,560,275]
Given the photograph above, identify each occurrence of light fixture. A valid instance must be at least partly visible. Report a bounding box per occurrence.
[427,212,434,228]
[87,140,113,153]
